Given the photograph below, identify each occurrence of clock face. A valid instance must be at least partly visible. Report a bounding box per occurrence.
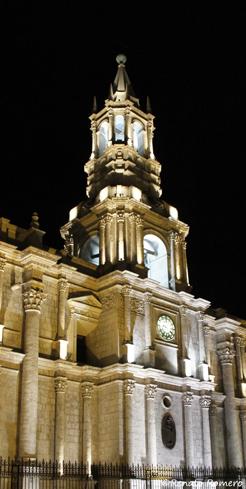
[157,315,175,341]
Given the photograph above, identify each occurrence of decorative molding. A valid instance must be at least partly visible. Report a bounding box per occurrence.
[58,279,68,293]
[54,377,67,393]
[121,285,132,298]
[23,287,46,312]
[200,395,212,409]
[101,294,114,310]
[210,403,217,416]
[182,391,193,406]
[144,292,152,304]
[203,325,210,336]
[81,382,94,399]
[123,379,136,396]
[235,336,245,348]
[145,384,157,399]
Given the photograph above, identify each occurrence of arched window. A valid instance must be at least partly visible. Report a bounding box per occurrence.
[144,234,169,287]
[132,120,145,156]
[115,115,125,142]
[80,235,99,265]
[98,120,109,155]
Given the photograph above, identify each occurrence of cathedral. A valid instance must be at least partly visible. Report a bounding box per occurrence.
[0,54,245,470]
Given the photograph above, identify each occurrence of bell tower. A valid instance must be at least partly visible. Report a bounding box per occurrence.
[61,54,190,292]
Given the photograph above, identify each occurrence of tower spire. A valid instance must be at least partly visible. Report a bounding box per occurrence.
[109,54,139,106]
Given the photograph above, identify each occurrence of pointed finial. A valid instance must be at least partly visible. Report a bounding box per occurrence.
[116,53,127,65]
[92,96,97,113]
[146,96,152,113]
[31,212,40,229]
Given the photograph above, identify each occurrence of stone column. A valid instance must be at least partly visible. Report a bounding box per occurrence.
[200,395,212,467]
[147,120,155,159]
[90,119,97,158]
[54,377,67,465]
[181,240,189,286]
[81,382,94,474]
[105,215,112,263]
[0,257,6,324]
[129,214,137,263]
[108,110,113,145]
[126,109,132,147]
[136,215,144,265]
[117,212,125,261]
[58,279,68,338]
[209,403,221,468]
[169,232,176,291]
[99,218,106,265]
[145,384,157,465]
[235,337,244,396]
[240,411,246,468]
[124,380,136,464]
[218,345,243,467]
[182,391,194,467]
[18,287,45,459]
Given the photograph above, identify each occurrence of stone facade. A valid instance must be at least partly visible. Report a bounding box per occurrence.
[0,55,246,469]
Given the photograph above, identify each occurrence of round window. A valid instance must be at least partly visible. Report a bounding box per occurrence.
[161,414,176,449]
[163,396,172,408]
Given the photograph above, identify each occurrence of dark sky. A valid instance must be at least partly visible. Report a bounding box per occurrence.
[1,5,245,318]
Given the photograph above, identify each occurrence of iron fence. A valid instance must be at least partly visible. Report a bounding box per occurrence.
[0,459,245,489]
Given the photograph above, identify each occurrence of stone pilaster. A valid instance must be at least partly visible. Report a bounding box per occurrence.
[235,337,244,396]
[218,345,243,467]
[200,395,212,467]
[122,286,132,343]
[123,379,135,464]
[136,215,144,265]
[90,119,97,159]
[99,218,106,265]
[182,391,194,467]
[181,240,189,286]
[129,214,137,263]
[19,287,45,459]
[240,411,246,468]
[54,377,67,464]
[145,384,157,465]
[81,382,94,473]
[0,257,6,324]
[117,212,125,261]
[209,403,221,468]
[58,279,68,338]
[169,232,176,291]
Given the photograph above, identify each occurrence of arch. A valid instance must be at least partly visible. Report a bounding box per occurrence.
[144,234,169,287]
[115,114,125,142]
[98,120,109,155]
[132,120,145,156]
[80,234,99,265]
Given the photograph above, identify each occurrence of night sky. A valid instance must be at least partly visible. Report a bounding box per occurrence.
[2,5,245,318]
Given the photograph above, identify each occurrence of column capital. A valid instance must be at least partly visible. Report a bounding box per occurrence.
[217,345,235,364]
[23,287,46,312]
[0,257,6,272]
[203,325,210,336]
[145,384,157,399]
[123,379,136,396]
[144,292,152,304]
[121,285,132,297]
[54,376,67,393]
[136,215,143,227]
[81,382,94,399]
[200,395,212,409]
[117,211,125,222]
[58,279,68,293]
[235,336,245,348]
[182,391,193,406]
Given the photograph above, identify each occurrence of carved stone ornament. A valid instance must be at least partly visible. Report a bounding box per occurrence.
[145,384,157,399]
[121,285,132,298]
[81,382,94,399]
[23,287,46,311]
[123,379,136,396]
[54,377,67,393]
[209,403,217,416]
[59,279,68,293]
[203,325,210,336]
[200,395,212,408]
[218,346,235,364]
[235,336,245,348]
[182,391,193,406]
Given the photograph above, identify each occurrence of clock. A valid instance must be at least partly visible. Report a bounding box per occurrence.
[157,315,175,341]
